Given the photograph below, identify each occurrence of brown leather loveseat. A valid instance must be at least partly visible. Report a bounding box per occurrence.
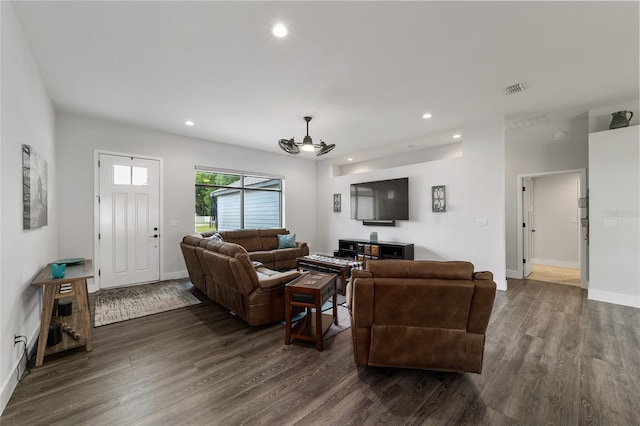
[348,260,496,373]
[181,234,301,325]
[202,228,309,270]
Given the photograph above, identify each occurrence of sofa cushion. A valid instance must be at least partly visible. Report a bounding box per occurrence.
[248,251,275,267]
[218,230,263,252]
[367,260,474,280]
[257,228,288,250]
[277,233,297,249]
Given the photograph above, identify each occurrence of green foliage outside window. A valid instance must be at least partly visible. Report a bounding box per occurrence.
[195,171,239,216]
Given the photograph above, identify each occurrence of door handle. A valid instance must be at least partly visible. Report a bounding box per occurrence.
[150,234,158,238]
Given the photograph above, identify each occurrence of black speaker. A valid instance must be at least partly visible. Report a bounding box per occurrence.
[47,323,62,346]
[57,301,72,316]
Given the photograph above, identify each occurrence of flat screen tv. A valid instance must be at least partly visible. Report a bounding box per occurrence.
[350,178,409,221]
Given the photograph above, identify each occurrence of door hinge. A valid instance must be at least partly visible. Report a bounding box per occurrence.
[523,259,527,264]
[98,160,100,167]
[98,233,101,240]
[97,196,100,204]
[98,269,101,276]
[522,186,525,191]
[523,222,526,228]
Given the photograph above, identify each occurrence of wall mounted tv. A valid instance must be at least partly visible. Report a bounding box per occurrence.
[350,177,409,225]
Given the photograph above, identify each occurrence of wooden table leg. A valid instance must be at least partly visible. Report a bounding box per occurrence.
[35,284,57,367]
[284,289,291,345]
[73,278,92,351]
[333,283,338,326]
[315,293,323,351]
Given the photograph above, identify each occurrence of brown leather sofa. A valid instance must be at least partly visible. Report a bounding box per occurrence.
[181,234,302,325]
[202,228,309,270]
[348,260,496,373]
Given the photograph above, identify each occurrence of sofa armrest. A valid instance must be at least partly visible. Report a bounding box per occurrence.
[352,277,375,328]
[467,279,497,334]
[296,241,310,256]
[257,269,301,289]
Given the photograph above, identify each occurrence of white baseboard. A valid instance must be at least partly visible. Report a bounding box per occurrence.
[162,270,189,281]
[506,269,520,279]
[588,289,640,308]
[531,258,579,269]
[495,279,508,291]
[1,323,40,416]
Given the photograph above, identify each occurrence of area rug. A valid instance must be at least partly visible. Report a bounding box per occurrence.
[94,280,201,327]
[284,303,351,339]
[324,304,351,339]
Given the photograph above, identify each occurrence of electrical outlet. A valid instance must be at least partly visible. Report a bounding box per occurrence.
[475,218,488,226]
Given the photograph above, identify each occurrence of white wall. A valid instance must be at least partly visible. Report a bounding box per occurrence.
[55,113,317,284]
[588,125,639,308]
[1,2,57,413]
[505,114,588,276]
[531,173,580,268]
[316,117,507,290]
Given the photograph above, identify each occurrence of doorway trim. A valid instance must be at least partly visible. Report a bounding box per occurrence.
[515,168,588,289]
[92,149,164,292]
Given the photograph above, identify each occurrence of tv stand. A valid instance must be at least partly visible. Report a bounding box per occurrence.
[338,239,414,261]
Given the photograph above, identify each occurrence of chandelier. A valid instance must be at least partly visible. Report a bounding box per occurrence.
[278,116,335,156]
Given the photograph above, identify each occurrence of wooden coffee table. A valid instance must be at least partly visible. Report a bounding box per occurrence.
[297,255,363,295]
[284,271,337,351]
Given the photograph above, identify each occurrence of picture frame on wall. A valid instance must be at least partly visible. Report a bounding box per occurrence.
[22,144,48,229]
[333,193,341,212]
[432,185,446,212]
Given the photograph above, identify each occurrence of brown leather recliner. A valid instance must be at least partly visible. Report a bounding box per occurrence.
[348,260,496,373]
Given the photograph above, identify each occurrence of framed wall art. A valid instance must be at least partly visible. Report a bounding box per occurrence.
[432,185,446,213]
[333,193,341,212]
[22,144,48,229]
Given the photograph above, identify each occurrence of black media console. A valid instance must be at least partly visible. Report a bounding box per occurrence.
[337,238,414,261]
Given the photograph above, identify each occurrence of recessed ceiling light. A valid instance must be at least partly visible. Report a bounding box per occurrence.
[452,134,461,139]
[185,120,194,126]
[422,113,433,119]
[271,23,288,38]
[347,158,353,162]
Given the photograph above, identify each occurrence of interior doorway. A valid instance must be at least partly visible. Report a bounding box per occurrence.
[517,169,588,289]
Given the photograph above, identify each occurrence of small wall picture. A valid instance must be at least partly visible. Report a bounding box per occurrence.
[333,193,341,212]
[22,144,48,229]
[432,185,446,212]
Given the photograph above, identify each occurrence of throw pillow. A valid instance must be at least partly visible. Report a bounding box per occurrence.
[211,232,224,241]
[277,233,297,249]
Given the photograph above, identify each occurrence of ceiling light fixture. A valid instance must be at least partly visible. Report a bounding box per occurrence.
[422,113,433,119]
[185,120,194,126]
[271,23,288,38]
[278,116,335,156]
[347,158,353,162]
[452,134,461,139]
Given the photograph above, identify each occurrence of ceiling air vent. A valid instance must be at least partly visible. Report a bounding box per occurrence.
[505,83,525,94]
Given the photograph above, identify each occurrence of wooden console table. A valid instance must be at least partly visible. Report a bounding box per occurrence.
[284,271,337,351]
[31,259,93,366]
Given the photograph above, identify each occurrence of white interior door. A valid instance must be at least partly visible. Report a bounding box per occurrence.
[523,177,534,277]
[99,154,160,288]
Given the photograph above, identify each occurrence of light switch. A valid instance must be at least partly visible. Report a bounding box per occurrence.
[475,218,488,226]
[169,220,180,227]
[603,219,617,229]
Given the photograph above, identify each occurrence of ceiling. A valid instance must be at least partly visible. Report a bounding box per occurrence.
[12,1,639,164]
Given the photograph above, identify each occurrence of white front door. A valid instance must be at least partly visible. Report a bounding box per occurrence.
[523,177,534,278]
[99,154,160,288]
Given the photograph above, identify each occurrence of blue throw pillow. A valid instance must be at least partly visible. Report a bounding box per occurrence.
[277,233,297,249]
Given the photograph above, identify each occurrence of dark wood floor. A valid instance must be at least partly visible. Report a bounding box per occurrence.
[2,278,639,425]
